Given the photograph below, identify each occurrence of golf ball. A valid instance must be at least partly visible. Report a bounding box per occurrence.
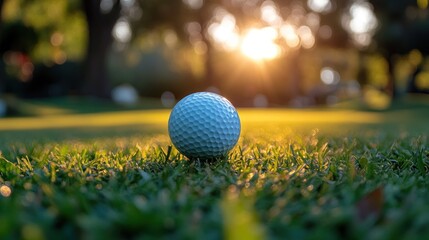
[168,92,241,160]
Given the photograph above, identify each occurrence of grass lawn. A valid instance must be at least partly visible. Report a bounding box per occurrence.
[0,103,428,239]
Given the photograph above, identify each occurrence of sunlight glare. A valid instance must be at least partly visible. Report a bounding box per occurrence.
[240,27,280,61]
[208,10,240,51]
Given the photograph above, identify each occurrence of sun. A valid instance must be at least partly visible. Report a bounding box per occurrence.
[240,27,281,61]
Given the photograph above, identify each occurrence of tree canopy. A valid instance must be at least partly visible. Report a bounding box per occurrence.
[1,0,428,101]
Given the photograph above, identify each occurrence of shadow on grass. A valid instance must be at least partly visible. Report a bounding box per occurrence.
[0,124,166,147]
[3,96,167,117]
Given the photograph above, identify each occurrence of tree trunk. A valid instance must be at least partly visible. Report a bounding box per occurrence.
[203,40,216,90]
[0,0,3,31]
[82,0,120,98]
[386,53,397,99]
[0,0,4,94]
[289,50,303,100]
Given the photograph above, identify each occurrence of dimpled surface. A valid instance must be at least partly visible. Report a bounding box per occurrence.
[168,92,241,160]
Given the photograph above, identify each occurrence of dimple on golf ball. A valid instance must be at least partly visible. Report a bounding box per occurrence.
[168,92,241,160]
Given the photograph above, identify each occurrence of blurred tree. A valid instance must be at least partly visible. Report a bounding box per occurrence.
[126,0,349,101]
[0,0,3,30]
[0,0,87,97]
[3,0,86,62]
[82,0,121,98]
[0,0,5,93]
[4,0,426,101]
[370,0,429,96]
[189,2,218,89]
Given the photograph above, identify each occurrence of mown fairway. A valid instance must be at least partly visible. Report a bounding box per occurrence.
[0,107,428,239]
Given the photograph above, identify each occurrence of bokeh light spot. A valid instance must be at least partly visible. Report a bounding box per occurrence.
[100,0,114,13]
[53,50,67,65]
[280,24,300,48]
[0,185,12,197]
[418,0,428,9]
[50,32,64,47]
[111,84,139,105]
[261,1,282,25]
[193,41,208,55]
[161,91,176,108]
[164,30,178,48]
[416,72,429,90]
[349,3,377,34]
[342,1,378,47]
[320,67,340,85]
[298,26,315,49]
[307,0,332,13]
[318,25,332,39]
[363,87,391,110]
[183,0,203,9]
[113,18,132,43]
[253,94,269,108]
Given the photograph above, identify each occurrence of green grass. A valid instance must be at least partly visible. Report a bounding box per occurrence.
[0,107,428,239]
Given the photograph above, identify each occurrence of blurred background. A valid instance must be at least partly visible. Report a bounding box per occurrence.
[0,0,429,115]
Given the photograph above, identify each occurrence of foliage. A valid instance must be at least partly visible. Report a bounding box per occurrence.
[0,107,428,239]
[1,0,86,63]
[2,0,429,99]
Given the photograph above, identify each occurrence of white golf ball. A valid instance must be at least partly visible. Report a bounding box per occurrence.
[168,92,241,160]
